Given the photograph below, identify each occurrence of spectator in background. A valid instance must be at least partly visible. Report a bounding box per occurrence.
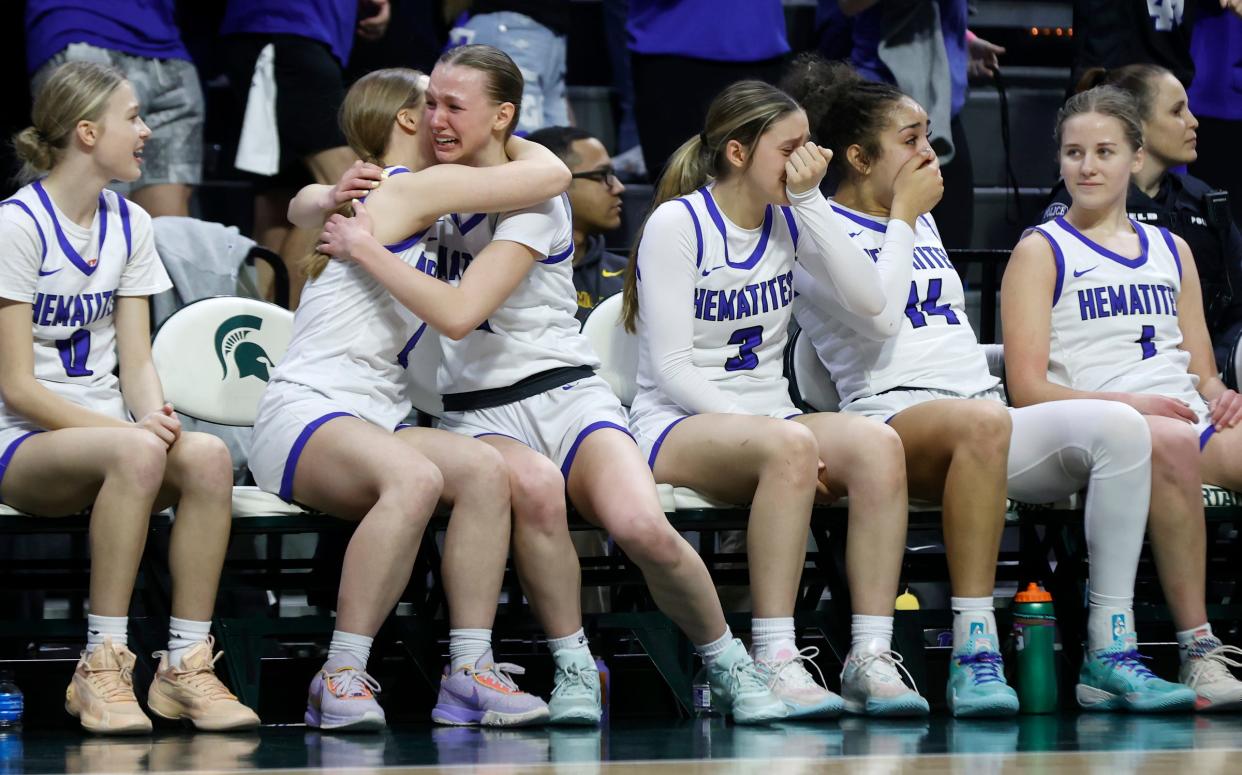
[1189,5,1242,226]
[627,0,791,180]
[839,0,1005,249]
[449,1,571,134]
[528,126,628,324]
[25,0,204,219]
[1071,0,1197,88]
[221,0,390,308]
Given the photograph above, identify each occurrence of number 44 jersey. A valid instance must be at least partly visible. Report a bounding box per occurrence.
[0,182,172,425]
[794,201,995,408]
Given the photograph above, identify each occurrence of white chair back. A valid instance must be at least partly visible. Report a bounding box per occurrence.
[151,296,294,426]
[581,294,639,406]
[787,329,841,412]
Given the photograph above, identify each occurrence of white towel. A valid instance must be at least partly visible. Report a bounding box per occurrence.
[234,43,280,176]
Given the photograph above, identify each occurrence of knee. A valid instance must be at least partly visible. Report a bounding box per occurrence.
[957,402,1012,459]
[610,514,682,567]
[379,456,444,516]
[844,421,906,487]
[1090,402,1152,467]
[171,433,234,493]
[460,443,510,501]
[1149,424,1201,488]
[113,430,168,493]
[756,422,820,486]
[509,455,567,534]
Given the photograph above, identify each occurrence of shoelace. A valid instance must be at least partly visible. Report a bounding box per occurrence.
[729,655,776,696]
[1099,649,1158,680]
[552,662,597,698]
[326,667,382,699]
[172,650,237,700]
[957,650,1006,685]
[475,661,527,693]
[1185,644,1242,689]
[771,646,829,691]
[853,649,920,694]
[82,657,136,702]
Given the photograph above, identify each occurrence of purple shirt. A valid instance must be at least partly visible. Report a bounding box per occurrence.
[1189,10,1242,120]
[25,0,190,73]
[220,0,358,67]
[627,0,789,63]
[850,0,968,116]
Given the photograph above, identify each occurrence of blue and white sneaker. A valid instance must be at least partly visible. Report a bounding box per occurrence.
[840,643,929,717]
[547,650,601,726]
[1078,633,1196,713]
[946,630,1019,718]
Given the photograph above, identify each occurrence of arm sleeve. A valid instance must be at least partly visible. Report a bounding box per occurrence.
[0,206,45,303]
[787,185,886,316]
[637,203,746,415]
[793,218,916,341]
[117,203,173,297]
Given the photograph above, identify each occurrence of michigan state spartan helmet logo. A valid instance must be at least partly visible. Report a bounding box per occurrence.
[215,315,275,381]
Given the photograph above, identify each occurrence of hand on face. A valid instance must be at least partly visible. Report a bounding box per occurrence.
[890,148,943,220]
[319,199,376,261]
[785,142,833,196]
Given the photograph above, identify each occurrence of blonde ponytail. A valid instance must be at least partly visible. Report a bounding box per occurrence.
[11,61,125,184]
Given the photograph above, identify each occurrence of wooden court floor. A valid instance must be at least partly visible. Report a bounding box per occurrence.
[5,714,1242,774]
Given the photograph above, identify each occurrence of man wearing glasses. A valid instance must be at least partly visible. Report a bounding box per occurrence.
[528,127,629,324]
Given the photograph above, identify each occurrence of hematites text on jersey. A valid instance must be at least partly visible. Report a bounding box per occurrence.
[694,271,794,323]
[1076,282,1179,322]
[31,290,116,328]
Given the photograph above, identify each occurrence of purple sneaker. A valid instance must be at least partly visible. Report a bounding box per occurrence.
[431,650,550,727]
[305,653,386,732]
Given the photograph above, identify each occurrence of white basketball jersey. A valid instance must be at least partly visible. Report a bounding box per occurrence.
[268,167,437,429]
[633,186,799,412]
[434,194,599,395]
[794,202,995,406]
[1035,217,1199,405]
[0,181,171,423]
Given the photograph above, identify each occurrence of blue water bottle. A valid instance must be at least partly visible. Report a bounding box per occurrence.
[0,673,21,729]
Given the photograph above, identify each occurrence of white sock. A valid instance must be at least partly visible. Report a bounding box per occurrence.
[950,597,996,652]
[1086,591,1134,654]
[168,617,211,668]
[86,614,128,654]
[851,614,894,654]
[547,628,590,656]
[449,628,492,672]
[328,630,373,667]
[751,616,797,662]
[1176,623,1217,664]
[695,628,734,668]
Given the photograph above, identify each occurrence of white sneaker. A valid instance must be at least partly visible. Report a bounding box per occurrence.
[1179,638,1242,712]
[841,644,929,717]
[753,646,844,719]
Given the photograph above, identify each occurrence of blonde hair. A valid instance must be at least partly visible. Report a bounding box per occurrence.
[12,61,126,184]
[304,68,426,280]
[621,80,800,331]
[1055,85,1145,153]
[437,44,523,137]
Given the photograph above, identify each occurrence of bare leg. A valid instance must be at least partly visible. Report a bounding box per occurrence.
[1146,417,1208,632]
[567,429,726,644]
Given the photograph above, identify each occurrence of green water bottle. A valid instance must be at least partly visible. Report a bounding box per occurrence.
[1012,583,1057,714]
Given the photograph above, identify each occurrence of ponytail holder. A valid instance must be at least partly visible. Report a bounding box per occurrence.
[699,131,711,151]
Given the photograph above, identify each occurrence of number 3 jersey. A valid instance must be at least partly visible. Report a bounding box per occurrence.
[1032,216,1200,408]
[793,202,995,407]
[0,181,171,425]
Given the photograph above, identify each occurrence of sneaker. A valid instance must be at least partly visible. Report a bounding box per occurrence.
[1179,637,1242,712]
[547,650,602,725]
[1077,636,1196,713]
[946,632,1019,718]
[147,638,260,731]
[431,651,550,727]
[753,645,844,719]
[706,638,788,724]
[305,653,386,732]
[840,645,929,717]
[65,638,153,734]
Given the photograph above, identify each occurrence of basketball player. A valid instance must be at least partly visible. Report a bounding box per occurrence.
[252,68,570,730]
[317,45,787,726]
[1002,84,1242,711]
[0,62,259,733]
[622,79,925,719]
[784,56,1196,714]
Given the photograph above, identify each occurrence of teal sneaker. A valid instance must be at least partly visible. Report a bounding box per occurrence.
[1077,635,1196,713]
[706,639,788,724]
[946,632,1019,718]
[547,650,601,726]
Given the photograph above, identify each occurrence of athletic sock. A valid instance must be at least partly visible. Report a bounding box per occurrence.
[751,616,797,663]
[328,630,373,667]
[167,616,212,668]
[1177,623,1217,664]
[86,614,128,654]
[851,614,894,654]
[449,628,492,672]
[695,628,734,668]
[548,628,590,656]
[1086,590,1134,654]
[951,596,997,651]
